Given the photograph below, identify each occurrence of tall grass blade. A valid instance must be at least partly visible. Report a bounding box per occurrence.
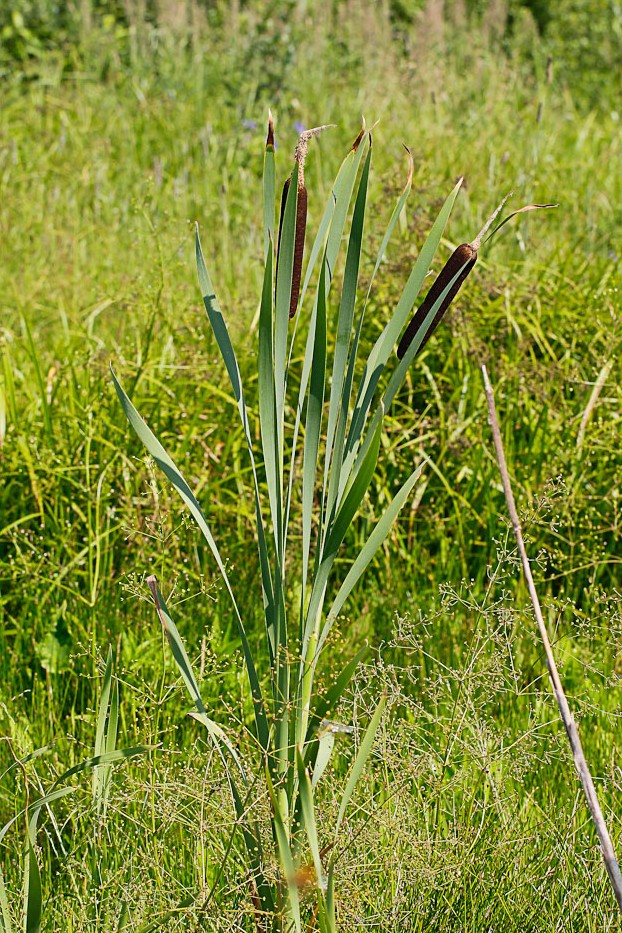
[23,814,41,933]
[274,162,299,470]
[93,647,116,816]
[322,415,382,562]
[347,260,472,484]
[285,128,369,545]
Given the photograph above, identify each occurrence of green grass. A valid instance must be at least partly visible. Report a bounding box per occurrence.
[1,2,621,929]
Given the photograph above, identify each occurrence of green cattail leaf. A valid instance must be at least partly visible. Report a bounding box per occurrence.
[324,147,414,541]
[333,695,386,841]
[343,178,463,479]
[24,814,41,933]
[296,748,327,893]
[323,143,372,534]
[326,465,422,634]
[110,368,269,754]
[301,126,368,310]
[197,227,277,654]
[258,240,283,579]
[274,163,299,454]
[265,766,302,930]
[311,731,335,789]
[145,584,267,887]
[147,576,248,783]
[302,255,328,590]
[346,258,471,486]
[323,415,382,561]
[148,576,206,713]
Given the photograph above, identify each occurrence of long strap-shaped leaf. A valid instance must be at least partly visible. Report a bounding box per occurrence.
[341,178,463,485]
[110,368,269,754]
[257,241,287,667]
[301,413,382,659]
[318,464,423,658]
[322,142,372,539]
[325,697,387,923]
[301,255,328,594]
[347,258,474,485]
[325,148,415,532]
[326,150,413,548]
[196,230,278,661]
[265,765,302,932]
[297,418,383,744]
[274,161,299,500]
[296,748,328,896]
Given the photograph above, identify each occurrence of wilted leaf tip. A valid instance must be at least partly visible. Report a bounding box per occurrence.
[402,145,414,191]
[351,116,366,152]
[266,109,275,149]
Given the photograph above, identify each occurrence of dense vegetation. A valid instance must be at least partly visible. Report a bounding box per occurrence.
[0,1,621,929]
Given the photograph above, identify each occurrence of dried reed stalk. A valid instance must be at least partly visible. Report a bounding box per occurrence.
[481,363,622,912]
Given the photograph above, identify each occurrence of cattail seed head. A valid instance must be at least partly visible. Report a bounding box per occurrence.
[396,192,512,360]
[277,123,333,318]
[396,242,477,360]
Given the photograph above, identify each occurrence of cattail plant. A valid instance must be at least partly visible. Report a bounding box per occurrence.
[112,115,551,931]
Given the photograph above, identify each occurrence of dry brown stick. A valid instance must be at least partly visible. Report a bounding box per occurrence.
[481,364,622,912]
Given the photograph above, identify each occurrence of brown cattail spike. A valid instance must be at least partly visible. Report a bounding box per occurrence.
[396,243,477,359]
[396,192,512,360]
[290,184,308,318]
[277,124,333,318]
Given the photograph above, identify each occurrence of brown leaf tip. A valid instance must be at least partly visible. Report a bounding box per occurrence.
[402,144,414,191]
[351,116,367,152]
[266,109,275,149]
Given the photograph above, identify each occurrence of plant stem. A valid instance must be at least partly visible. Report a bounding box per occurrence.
[481,364,622,912]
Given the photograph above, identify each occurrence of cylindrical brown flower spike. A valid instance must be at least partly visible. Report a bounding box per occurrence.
[276,124,333,318]
[396,193,510,360]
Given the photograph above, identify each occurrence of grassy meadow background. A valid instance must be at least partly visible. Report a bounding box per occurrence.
[1,0,622,928]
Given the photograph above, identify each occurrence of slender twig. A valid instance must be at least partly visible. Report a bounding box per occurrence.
[576,359,613,450]
[481,364,622,912]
